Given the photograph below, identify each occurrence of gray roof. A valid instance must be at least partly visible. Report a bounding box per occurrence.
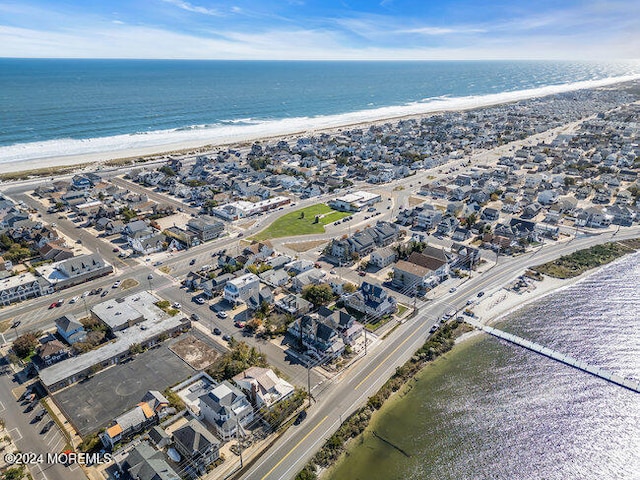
[55,314,83,334]
[91,291,165,331]
[124,442,180,480]
[173,418,220,455]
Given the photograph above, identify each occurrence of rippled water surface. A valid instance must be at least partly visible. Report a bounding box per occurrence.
[329,253,640,480]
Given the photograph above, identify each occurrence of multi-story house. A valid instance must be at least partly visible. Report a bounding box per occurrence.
[172,419,221,472]
[198,381,254,440]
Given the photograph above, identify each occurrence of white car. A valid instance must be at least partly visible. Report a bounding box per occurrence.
[217,311,228,319]
[195,297,205,305]
[69,296,80,304]
[172,302,181,309]
[112,281,122,288]
[82,290,90,297]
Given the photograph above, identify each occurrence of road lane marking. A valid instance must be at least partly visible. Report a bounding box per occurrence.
[260,415,328,480]
[354,333,415,391]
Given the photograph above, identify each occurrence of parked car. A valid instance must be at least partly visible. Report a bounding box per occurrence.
[195,297,205,305]
[358,271,366,277]
[222,334,231,341]
[41,421,54,434]
[191,313,200,321]
[234,321,245,328]
[217,311,228,319]
[294,410,307,425]
[112,248,119,252]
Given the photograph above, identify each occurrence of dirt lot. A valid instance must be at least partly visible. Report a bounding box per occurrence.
[284,239,328,253]
[170,335,221,370]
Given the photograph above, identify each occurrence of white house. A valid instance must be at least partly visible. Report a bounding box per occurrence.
[232,367,294,409]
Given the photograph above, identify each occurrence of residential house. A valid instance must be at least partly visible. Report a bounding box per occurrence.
[343,282,397,318]
[284,259,314,276]
[315,306,358,334]
[415,206,443,230]
[118,441,180,480]
[274,294,311,316]
[55,314,87,345]
[369,246,397,268]
[172,419,221,472]
[258,268,290,287]
[291,269,326,293]
[436,216,459,236]
[481,207,500,222]
[198,381,255,440]
[39,242,74,262]
[100,391,170,448]
[287,314,345,360]
[36,339,69,367]
[223,273,260,306]
[232,367,294,409]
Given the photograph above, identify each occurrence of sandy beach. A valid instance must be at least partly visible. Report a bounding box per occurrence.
[471,251,639,327]
[1,74,639,177]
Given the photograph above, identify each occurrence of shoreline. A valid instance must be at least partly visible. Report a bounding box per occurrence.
[320,248,640,479]
[472,247,640,328]
[2,74,640,177]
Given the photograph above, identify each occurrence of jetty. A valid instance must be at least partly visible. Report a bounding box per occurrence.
[465,317,640,394]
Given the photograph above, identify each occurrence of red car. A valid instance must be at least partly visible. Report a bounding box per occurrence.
[234,321,246,328]
[358,271,366,277]
[49,302,58,309]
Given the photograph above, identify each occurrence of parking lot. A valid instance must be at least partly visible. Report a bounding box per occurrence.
[54,344,196,436]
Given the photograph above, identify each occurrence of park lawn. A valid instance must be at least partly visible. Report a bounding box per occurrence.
[252,204,349,241]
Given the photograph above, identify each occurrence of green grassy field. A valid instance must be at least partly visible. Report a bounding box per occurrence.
[251,204,350,241]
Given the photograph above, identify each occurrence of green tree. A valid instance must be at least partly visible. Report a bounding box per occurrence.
[13,332,40,359]
[342,282,357,293]
[302,284,334,306]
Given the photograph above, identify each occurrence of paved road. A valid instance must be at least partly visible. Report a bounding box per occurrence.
[0,359,86,480]
[238,226,640,480]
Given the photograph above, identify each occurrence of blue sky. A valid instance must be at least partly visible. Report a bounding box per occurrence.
[1,0,638,59]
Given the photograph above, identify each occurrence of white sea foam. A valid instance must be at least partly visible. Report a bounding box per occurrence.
[1,74,638,166]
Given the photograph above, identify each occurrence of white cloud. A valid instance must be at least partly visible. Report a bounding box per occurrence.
[401,26,486,35]
[161,0,221,16]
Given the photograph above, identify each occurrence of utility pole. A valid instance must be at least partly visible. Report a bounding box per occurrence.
[236,415,243,469]
[307,362,312,407]
[364,327,367,356]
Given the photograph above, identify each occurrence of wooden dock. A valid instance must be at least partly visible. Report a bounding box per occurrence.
[465,317,640,393]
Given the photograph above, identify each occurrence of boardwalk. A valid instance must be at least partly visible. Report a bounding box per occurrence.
[465,317,640,394]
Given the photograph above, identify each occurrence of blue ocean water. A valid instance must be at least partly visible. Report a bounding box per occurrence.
[0,59,639,162]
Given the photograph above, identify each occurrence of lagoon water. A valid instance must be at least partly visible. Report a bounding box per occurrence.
[329,253,640,480]
[1,59,640,163]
